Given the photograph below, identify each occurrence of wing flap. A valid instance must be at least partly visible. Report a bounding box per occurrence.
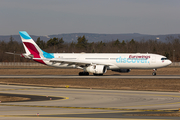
[50,58,114,66]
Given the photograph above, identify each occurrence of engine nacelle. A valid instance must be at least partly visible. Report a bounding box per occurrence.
[85,65,107,74]
[112,69,131,73]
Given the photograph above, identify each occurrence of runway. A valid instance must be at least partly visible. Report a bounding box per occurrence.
[1,75,180,79]
[0,84,180,119]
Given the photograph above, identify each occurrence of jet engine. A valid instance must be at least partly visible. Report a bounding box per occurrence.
[85,65,107,75]
[112,69,131,73]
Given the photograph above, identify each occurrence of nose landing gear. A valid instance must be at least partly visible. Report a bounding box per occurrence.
[152,69,157,76]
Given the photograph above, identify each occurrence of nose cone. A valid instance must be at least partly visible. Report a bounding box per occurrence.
[168,60,172,65]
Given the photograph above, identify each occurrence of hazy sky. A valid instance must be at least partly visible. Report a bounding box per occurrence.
[1,0,180,35]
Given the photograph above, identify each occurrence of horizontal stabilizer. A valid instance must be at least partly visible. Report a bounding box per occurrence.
[5,52,21,56]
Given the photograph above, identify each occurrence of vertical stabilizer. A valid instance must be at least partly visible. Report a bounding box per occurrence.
[19,31,43,58]
[19,31,54,64]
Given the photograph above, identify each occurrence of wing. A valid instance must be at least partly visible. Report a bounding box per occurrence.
[33,58,114,67]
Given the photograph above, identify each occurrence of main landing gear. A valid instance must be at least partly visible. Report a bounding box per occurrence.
[152,69,157,76]
[79,72,89,76]
[93,73,103,76]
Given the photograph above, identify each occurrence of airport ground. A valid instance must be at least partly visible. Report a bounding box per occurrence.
[0,66,180,119]
[1,66,180,75]
[0,66,180,92]
[1,84,180,119]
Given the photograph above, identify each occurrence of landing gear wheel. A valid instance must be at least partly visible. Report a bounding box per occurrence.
[79,72,89,76]
[152,69,157,76]
[152,72,156,76]
[85,72,89,75]
[93,73,103,76]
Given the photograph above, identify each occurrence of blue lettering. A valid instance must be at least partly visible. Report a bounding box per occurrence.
[116,57,120,63]
[136,59,140,63]
[116,56,149,64]
[145,59,147,63]
[127,58,131,63]
[121,57,123,63]
[132,58,136,63]
[123,58,126,63]
[141,59,144,63]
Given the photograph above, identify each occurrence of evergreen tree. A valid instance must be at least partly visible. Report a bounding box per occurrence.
[58,38,64,48]
[76,36,88,50]
[114,39,120,46]
[36,37,45,49]
[47,37,59,47]
[121,40,126,46]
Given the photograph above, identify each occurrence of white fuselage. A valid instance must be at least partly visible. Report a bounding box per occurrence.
[18,31,172,75]
[44,53,172,69]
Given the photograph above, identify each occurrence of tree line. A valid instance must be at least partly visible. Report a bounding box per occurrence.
[0,35,180,62]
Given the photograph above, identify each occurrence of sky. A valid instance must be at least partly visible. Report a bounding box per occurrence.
[0,0,180,36]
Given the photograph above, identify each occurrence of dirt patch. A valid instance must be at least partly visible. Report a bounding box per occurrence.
[0,96,30,102]
[125,112,180,117]
[0,93,63,102]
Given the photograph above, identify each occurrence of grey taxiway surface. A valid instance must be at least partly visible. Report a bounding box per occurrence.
[1,75,180,79]
[0,84,180,120]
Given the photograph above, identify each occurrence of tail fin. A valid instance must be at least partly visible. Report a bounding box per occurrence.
[19,31,54,64]
[19,31,43,58]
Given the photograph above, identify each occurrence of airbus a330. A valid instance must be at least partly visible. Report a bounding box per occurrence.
[7,31,172,76]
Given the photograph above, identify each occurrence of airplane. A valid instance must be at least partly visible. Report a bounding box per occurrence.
[7,31,172,76]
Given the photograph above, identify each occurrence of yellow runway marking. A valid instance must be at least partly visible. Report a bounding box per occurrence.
[0,104,177,112]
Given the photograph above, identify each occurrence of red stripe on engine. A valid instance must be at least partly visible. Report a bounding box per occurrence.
[23,42,46,65]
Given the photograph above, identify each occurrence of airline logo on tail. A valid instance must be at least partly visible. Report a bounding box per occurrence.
[19,31,54,64]
[19,31,32,40]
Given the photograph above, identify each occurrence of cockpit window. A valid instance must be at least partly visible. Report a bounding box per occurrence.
[161,58,168,60]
